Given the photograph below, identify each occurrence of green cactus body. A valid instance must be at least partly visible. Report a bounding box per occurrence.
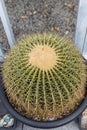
[2,33,86,121]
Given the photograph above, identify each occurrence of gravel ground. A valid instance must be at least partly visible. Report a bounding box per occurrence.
[0,0,79,52]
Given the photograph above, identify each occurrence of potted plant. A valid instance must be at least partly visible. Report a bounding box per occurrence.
[0,33,87,128]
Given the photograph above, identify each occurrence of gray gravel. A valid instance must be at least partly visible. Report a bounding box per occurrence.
[0,0,79,52]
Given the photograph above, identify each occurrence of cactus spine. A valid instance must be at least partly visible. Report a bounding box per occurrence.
[2,33,87,121]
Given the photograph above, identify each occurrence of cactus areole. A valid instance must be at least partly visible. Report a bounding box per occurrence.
[2,33,87,126]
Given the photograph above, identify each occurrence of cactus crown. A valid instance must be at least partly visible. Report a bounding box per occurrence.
[2,33,86,121]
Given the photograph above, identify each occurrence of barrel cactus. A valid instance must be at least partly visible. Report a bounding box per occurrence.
[2,33,87,121]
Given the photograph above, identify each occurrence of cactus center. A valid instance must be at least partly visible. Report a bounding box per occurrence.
[29,45,57,70]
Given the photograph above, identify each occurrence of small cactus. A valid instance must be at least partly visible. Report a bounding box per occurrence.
[2,33,87,121]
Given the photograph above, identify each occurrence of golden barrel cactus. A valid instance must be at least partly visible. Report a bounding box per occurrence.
[2,33,87,121]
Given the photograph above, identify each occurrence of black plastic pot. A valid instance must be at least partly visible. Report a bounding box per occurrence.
[0,76,87,129]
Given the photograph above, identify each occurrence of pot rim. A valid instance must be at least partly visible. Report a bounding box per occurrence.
[0,76,87,129]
